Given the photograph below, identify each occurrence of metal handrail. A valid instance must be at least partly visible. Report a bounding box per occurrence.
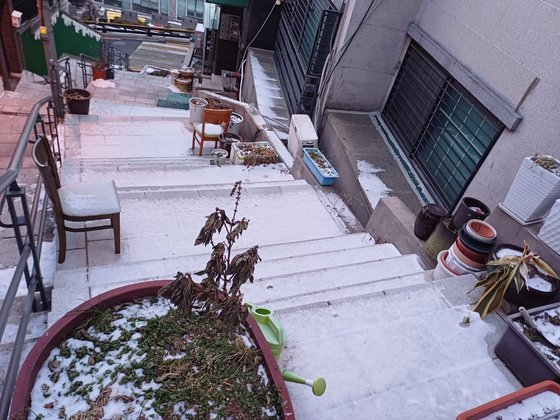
[0,97,57,417]
[0,96,51,192]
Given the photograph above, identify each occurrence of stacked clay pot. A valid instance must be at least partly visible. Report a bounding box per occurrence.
[445,220,497,276]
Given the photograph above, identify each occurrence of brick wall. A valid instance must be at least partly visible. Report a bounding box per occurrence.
[1,0,24,74]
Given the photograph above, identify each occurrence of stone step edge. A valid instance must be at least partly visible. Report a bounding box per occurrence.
[115,179,307,195]
[82,252,420,295]
[66,114,189,123]
[54,232,380,276]
[265,272,429,314]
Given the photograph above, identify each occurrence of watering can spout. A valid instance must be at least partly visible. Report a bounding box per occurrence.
[282,370,327,396]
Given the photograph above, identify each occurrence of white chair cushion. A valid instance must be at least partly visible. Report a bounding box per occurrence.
[193,123,224,137]
[58,180,121,217]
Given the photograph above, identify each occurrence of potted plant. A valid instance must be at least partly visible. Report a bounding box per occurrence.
[469,242,559,318]
[456,380,560,419]
[302,147,339,186]
[495,302,560,386]
[65,89,92,115]
[10,182,294,418]
[231,142,278,166]
[502,154,560,223]
[92,61,108,80]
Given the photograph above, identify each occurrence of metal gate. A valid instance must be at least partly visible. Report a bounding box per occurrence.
[274,0,340,115]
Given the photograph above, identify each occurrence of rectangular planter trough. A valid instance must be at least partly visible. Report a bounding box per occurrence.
[303,147,339,186]
[495,302,560,386]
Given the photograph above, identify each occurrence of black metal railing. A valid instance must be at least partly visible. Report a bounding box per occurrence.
[0,97,60,417]
[47,57,73,120]
[79,44,130,88]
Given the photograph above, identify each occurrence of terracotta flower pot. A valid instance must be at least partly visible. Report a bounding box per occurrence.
[465,219,497,243]
[10,281,295,419]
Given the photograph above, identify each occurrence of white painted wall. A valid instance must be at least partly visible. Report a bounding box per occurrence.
[415,0,560,209]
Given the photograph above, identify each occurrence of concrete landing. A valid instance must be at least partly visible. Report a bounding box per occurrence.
[324,110,423,215]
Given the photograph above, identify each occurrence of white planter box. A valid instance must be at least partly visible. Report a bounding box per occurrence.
[231,141,277,165]
[538,199,560,254]
[502,157,560,223]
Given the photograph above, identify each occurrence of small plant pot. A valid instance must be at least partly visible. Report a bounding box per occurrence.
[458,227,494,255]
[65,89,92,115]
[445,246,484,275]
[189,97,208,124]
[424,218,457,260]
[413,203,448,241]
[451,242,486,270]
[219,133,242,158]
[455,238,488,264]
[456,380,560,420]
[434,250,458,279]
[495,303,560,386]
[451,197,490,230]
[465,219,497,244]
[229,112,244,135]
[92,65,107,80]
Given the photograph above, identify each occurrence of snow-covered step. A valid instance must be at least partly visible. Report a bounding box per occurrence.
[244,254,425,306]
[89,98,189,118]
[82,241,400,292]
[50,251,424,326]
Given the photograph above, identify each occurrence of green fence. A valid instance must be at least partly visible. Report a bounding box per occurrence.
[21,11,102,76]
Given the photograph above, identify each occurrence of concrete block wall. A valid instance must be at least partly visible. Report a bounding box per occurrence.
[323,0,423,111]
[415,0,560,211]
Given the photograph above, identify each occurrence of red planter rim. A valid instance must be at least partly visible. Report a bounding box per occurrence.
[456,380,560,419]
[10,280,295,419]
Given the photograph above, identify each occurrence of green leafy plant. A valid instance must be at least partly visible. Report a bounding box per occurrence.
[470,242,559,318]
[159,181,261,329]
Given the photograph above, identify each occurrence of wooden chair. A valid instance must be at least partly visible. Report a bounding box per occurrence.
[32,136,121,263]
[191,108,232,156]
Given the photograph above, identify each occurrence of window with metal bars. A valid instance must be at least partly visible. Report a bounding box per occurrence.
[382,41,504,210]
[274,0,340,115]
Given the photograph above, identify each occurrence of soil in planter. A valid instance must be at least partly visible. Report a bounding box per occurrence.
[515,308,560,367]
[205,98,231,110]
[308,150,336,177]
[27,297,283,419]
[237,143,278,166]
[479,390,560,419]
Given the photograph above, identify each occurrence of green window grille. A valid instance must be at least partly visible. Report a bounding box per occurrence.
[382,41,504,210]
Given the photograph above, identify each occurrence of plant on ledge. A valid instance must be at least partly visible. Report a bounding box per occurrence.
[159,180,261,330]
[469,242,559,318]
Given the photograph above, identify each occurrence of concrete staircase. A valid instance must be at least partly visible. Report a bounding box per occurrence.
[0,71,521,418]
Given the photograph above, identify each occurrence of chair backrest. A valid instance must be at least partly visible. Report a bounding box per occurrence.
[32,136,64,219]
[202,108,232,133]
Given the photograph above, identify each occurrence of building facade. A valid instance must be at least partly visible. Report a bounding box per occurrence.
[317,0,560,212]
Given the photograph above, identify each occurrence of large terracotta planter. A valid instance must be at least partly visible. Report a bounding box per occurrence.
[456,380,560,419]
[10,281,295,419]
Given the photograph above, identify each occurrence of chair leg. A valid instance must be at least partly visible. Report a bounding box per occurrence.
[191,131,196,154]
[112,213,121,254]
[57,224,67,264]
[199,138,203,156]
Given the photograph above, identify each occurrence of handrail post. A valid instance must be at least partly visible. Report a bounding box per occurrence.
[48,59,65,120]
[5,183,37,312]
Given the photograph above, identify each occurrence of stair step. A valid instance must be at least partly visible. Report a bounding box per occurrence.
[243,254,425,307]
[83,241,400,293]
[263,272,429,313]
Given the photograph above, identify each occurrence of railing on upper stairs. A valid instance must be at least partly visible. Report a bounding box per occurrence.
[0,97,61,417]
[79,42,130,88]
[47,56,73,120]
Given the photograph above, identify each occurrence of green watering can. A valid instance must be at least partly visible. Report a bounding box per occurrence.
[246,303,326,396]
